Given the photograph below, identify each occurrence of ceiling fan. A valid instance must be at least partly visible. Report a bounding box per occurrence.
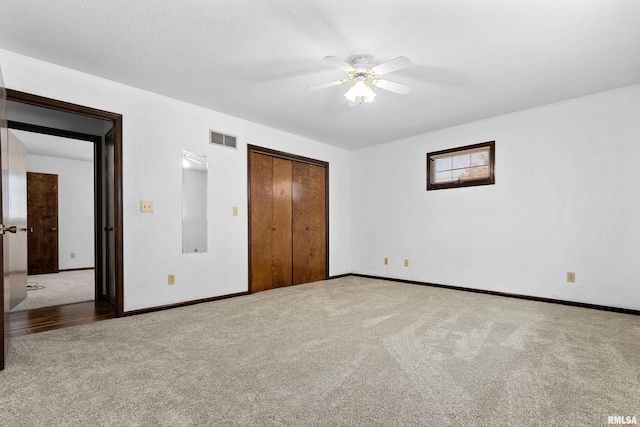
[306,55,412,107]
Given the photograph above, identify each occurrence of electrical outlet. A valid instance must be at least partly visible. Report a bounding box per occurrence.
[566,272,575,283]
[384,257,388,265]
[232,206,238,216]
[70,252,75,259]
[404,259,409,267]
[141,201,153,213]
[168,274,175,285]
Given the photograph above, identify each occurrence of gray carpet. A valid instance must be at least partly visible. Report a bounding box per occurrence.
[0,276,638,426]
[10,270,95,312]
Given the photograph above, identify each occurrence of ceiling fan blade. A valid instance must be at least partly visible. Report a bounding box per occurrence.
[306,80,348,92]
[372,56,411,76]
[324,56,355,72]
[374,79,411,95]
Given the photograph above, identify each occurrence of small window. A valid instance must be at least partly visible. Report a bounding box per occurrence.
[427,141,495,190]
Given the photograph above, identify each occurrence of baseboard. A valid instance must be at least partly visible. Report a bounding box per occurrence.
[350,273,640,316]
[125,275,346,316]
[124,291,250,316]
[123,274,639,318]
[59,268,95,272]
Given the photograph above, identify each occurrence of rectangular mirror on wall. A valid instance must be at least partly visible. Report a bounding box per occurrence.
[182,151,207,254]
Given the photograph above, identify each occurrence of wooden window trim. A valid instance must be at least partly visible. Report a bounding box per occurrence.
[426,141,495,191]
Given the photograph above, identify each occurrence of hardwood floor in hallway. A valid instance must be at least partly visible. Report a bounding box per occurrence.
[7,301,115,337]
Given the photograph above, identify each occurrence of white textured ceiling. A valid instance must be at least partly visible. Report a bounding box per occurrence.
[11,129,94,162]
[1,1,639,150]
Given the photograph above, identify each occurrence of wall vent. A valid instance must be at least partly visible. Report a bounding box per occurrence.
[210,130,237,149]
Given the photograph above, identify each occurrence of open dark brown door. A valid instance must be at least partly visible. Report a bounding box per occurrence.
[104,128,116,308]
[0,78,29,370]
[1,64,8,371]
[6,133,28,309]
[27,172,59,275]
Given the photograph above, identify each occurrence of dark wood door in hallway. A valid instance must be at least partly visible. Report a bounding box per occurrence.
[27,172,59,275]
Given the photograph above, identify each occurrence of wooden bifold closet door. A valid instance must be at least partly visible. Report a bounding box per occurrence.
[292,161,326,285]
[249,147,327,293]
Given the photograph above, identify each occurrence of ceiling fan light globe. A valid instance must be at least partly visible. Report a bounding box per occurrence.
[344,84,359,102]
[352,80,368,97]
[365,85,376,103]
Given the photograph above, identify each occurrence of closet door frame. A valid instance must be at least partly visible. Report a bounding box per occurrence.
[247,145,329,293]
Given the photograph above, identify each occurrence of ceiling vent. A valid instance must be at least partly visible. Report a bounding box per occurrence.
[210,130,237,149]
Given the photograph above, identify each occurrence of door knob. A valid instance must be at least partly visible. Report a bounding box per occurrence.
[1,224,31,234]
[104,226,114,231]
[20,227,31,232]
[2,225,17,234]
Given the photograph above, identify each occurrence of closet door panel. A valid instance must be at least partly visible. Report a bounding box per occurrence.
[307,164,327,282]
[292,162,311,285]
[293,162,327,284]
[272,158,293,288]
[250,153,274,292]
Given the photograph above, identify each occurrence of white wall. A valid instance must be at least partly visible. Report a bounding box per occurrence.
[26,154,95,270]
[351,84,640,311]
[0,49,352,311]
[5,47,636,312]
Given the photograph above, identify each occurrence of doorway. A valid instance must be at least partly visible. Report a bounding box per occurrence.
[1,89,123,370]
[8,124,100,311]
